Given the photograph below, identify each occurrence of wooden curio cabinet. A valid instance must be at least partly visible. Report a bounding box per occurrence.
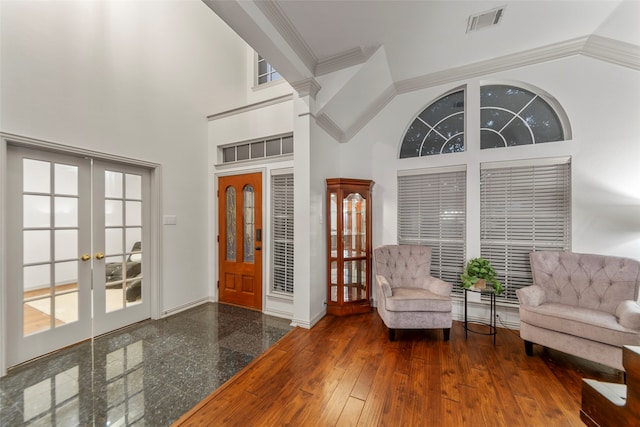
[326,178,374,316]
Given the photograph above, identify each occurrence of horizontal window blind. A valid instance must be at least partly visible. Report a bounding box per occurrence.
[480,161,571,303]
[271,173,294,295]
[398,170,466,293]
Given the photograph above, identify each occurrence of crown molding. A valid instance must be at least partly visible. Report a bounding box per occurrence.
[290,78,322,99]
[396,37,588,94]
[396,36,640,94]
[255,0,317,74]
[315,47,372,76]
[207,94,293,121]
[315,113,345,143]
[583,35,640,70]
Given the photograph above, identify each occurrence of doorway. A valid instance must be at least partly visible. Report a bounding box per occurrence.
[6,145,152,367]
[217,172,263,310]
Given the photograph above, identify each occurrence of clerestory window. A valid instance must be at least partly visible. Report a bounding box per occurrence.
[257,55,281,85]
[480,85,565,149]
[400,84,568,158]
[400,90,465,158]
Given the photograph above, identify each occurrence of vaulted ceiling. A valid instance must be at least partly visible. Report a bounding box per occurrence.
[204,0,640,142]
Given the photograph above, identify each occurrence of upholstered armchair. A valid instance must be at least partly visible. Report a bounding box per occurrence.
[373,245,453,341]
[517,251,640,371]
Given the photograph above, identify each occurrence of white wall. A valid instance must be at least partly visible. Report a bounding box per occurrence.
[0,1,249,316]
[335,54,640,326]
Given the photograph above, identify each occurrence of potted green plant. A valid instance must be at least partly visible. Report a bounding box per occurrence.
[460,257,504,295]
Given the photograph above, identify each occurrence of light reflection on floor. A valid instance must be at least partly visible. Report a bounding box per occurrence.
[1,303,293,426]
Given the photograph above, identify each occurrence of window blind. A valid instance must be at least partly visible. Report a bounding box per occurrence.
[397,169,466,292]
[271,173,294,294]
[480,160,571,303]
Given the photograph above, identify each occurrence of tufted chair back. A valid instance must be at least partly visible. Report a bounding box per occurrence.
[374,245,432,289]
[529,251,640,314]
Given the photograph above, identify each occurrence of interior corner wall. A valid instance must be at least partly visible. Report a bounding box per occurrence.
[0,0,250,316]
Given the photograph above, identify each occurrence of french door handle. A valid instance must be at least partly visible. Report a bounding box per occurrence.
[81,254,91,261]
[95,252,105,260]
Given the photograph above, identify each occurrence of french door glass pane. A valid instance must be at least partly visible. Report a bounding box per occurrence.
[55,230,77,260]
[23,159,50,193]
[24,299,51,335]
[54,197,78,227]
[55,293,78,324]
[54,164,78,195]
[55,261,78,287]
[126,228,142,253]
[24,230,51,264]
[125,201,142,226]
[105,171,123,198]
[24,264,49,290]
[125,174,141,199]
[24,195,50,227]
[106,228,123,255]
[105,200,123,226]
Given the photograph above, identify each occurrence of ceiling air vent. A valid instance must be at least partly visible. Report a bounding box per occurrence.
[466,7,505,33]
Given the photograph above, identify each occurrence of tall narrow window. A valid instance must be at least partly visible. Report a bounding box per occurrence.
[480,159,571,302]
[243,186,255,263]
[271,173,294,294]
[257,55,281,85]
[225,187,236,261]
[397,168,467,290]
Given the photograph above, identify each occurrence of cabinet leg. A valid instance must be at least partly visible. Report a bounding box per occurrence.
[388,328,396,341]
[524,340,534,356]
[443,328,450,342]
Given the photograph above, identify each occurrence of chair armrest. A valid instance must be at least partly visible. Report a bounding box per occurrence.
[616,300,640,330]
[422,276,452,297]
[516,286,546,307]
[376,275,392,298]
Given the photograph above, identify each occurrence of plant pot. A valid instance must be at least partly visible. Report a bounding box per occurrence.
[475,279,486,290]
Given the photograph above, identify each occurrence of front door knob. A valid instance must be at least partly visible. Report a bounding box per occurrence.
[95,252,105,260]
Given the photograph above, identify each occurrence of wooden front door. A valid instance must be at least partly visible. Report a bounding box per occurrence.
[218,173,263,310]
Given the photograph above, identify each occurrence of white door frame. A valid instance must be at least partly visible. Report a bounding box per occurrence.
[0,132,163,376]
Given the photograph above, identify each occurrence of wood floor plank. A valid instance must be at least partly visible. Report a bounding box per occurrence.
[172,313,625,427]
[335,396,364,427]
[315,350,369,426]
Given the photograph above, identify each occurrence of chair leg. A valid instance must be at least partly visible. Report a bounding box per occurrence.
[443,328,450,341]
[388,328,396,341]
[524,340,534,356]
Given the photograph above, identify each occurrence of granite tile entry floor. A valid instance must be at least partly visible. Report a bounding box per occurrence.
[0,303,293,426]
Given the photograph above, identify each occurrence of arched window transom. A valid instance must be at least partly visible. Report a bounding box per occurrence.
[480,84,564,149]
[400,90,465,158]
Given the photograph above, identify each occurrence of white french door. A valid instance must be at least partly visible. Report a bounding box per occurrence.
[6,146,151,367]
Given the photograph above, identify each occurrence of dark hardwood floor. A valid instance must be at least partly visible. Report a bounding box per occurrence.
[173,311,624,426]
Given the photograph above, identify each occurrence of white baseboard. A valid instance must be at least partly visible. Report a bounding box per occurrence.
[161,297,210,317]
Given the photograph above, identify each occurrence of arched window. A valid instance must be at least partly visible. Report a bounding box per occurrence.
[399,84,569,158]
[480,84,566,149]
[400,90,465,158]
